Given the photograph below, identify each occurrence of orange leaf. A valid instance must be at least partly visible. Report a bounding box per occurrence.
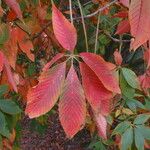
[3,26,18,69]
[0,51,17,92]
[144,49,150,68]
[16,27,34,61]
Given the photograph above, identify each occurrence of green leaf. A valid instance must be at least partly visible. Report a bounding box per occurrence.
[0,99,21,115]
[121,68,140,90]
[145,98,150,110]
[134,114,150,125]
[0,24,9,45]
[88,140,106,150]
[0,111,6,131]
[26,63,36,76]
[112,121,131,135]
[120,73,135,98]
[0,85,8,98]
[134,127,144,150]
[121,127,133,150]
[126,99,145,112]
[0,135,2,149]
[137,125,150,140]
[0,111,10,138]
[132,99,145,109]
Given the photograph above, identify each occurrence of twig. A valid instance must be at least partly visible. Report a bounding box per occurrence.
[32,21,52,40]
[14,22,31,36]
[69,0,73,24]
[31,0,118,40]
[77,0,89,52]
[74,0,118,20]
[104,32,131,43]
[83,0,92,7]
[119,35,123,52]
[94,12,101,53]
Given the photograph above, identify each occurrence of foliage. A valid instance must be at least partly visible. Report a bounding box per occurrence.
[0,0,150,149]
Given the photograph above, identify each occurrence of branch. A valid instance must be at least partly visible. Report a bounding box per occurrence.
[104,32,131,43]
[32,21,52,40]
[74,0,118,20]
[14,22,31,36]
[31,0,118,40]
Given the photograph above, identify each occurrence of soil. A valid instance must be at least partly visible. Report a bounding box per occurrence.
[20,113,91,150]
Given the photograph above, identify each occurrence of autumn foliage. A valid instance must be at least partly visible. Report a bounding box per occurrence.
[0,0,150,149]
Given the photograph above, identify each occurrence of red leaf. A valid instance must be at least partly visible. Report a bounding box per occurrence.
[43,53,64,71]
[59,65,86,138]
[113,11,128,18]
[113,50,123,65]
[25,63,66,118]
[52,4,77,51]
[4,0,22,19]
[139,69,150,89]
[7,9,17,21]
[80,62,112,113]
[115,19,130,35]
[80,52,121,94]
[129,0,150,50]
[119,0,129,7]
[95,113,107,139]
[0,51,4,72]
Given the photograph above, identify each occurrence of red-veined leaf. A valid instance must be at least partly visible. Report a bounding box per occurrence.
[43,53,64,71]
[129,0,150,50]
[59,65,86,138]
[0,51,4,72]
[52,4,77,51]
[100,98,112,116]
[4,0,22,19]
[25,63,66,118]
[115,19,130,35]
[80,52,121,94]
[80,62,112,113]
[94,113,107,139]
[114,50,123,65]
